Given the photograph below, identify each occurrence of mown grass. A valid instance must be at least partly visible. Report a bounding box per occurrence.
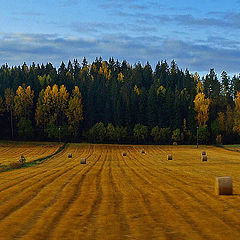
[0,143,67,172]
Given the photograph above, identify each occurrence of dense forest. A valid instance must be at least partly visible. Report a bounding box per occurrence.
[1,57,240,144]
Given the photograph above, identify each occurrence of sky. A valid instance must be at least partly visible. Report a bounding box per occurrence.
[0,0,240,76]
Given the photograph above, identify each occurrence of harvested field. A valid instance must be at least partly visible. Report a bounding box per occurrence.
[0,141,61,165]
[1,143,240,239]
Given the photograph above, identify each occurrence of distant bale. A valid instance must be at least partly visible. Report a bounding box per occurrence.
[19,155,26,164]
[173,142,178,145]
[68,153,72,158]
[81,158,86,164]
[167,154,172,160]
[141,149,145,154]
[202,151,206,155]
[215,177,232,195]
[202,155,207,162]
[123,151,127,156]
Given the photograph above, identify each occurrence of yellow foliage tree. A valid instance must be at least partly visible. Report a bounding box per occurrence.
[67,86,83,137]
[193,74,211,127]
[117,72,124,82]
[36,84,69,134]
[233,92,240,134]
[0,96,5,116]
[14,86,34,120]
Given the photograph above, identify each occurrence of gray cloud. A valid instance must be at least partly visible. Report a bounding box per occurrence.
[101,1,240,31]
[174,13,240,29]
[0,32,240,74]
[71,21,157,34]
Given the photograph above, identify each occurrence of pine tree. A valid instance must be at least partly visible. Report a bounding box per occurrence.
[4,88,15,138]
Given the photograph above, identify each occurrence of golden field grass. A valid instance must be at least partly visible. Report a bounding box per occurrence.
[0,141,61,165]
[1,143,240,239]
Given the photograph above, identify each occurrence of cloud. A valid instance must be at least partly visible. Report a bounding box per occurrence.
[0,32,240,75]
[173,13,240,29]
[71,21,157,34]
[100,0,240,31]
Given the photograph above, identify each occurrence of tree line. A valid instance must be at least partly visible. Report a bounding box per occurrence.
[1,57,240,144]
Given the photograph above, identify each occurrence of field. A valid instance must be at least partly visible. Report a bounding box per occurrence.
[1,143,240,239]
[0,141,61,165]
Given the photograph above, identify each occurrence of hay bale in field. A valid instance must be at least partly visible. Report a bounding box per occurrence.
[202,151,206,155]
[173,142,178,145]
[68,153,72,158]
[215,177,232,195]
[19,155,26,164]
[142,149,145,154]
[122,151,127,156]
[81,158,86,164]
[167,154,172,160]
[202,155,207,162]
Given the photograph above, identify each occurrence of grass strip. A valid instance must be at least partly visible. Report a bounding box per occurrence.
[216,144,240,153]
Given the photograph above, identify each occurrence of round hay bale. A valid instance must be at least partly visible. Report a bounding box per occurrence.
[68,153,72,158]
[81,158,86,164]
[19,155,26,164]
[202,151,206,155]
[167,154,172,160]
[141,149,145,154]
[202,155,207,162]
[215,177,232,195]
[122,151,127,156]
[173,142,178,145]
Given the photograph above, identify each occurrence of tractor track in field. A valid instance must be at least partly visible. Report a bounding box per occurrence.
[0,167,76,222]
[107,148,131,239]
[129,147,240,237]
[0,146,90,206]
[0,145,88,192]
[13,146,98,240]
[79,147,108,239]
[2,144,240,239]
[36,148,104,240]
[124,147,238,239]
[0,145,92,223]
[118,146,177,240]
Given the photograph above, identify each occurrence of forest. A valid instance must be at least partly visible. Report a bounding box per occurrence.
[0,57,240,144]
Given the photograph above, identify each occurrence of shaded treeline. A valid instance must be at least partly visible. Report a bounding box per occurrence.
[0,57,240,144]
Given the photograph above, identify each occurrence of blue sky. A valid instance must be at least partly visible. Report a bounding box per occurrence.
[0,0,240,75]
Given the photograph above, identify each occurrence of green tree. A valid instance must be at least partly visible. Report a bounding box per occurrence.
[115,126,127,143]
[198,127,209,144]
[159,128,172,144]
[151,126,159,143]
[4,88,15,139]
[106,123,116,142]
[172,129,183,143]
[134,124,148,142]
[89,122,106,142]
[17,118,34,139]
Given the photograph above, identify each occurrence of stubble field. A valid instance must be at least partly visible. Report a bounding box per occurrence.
[0,141,60,165]
[1,143,240,240]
